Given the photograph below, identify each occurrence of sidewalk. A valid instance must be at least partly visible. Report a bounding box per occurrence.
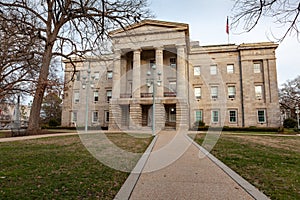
[116,131,269,200]
[0,132,78,142]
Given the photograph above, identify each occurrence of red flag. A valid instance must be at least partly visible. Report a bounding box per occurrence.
[226,16,229,34]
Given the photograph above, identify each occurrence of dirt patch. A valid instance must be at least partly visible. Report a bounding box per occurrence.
[226,135,300,153]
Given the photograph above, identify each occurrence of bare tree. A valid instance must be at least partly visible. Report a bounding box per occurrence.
[0,0,151,133]
[231,0,300,41]
[0,12,42,100]
[279,75,300,118]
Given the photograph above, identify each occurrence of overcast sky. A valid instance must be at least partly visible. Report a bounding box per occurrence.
[149,0,300,86]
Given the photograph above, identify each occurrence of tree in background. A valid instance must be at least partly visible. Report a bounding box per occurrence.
[41,93,62,127]
[231,0,300,41]
[0,12,42,100]
[279,75,300,120]
[0,0,151,133]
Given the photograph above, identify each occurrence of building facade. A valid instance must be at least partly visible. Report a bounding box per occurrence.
[61,20,281,130]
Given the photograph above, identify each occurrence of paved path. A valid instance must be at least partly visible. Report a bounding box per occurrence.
[0,132,78,142]
[116,131,269,200]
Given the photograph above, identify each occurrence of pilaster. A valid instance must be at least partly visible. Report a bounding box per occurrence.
[155,47,164,97]
[112,50,121,99]
[176,46,186,98]
[133,50,141,98]
[129,103,142,129]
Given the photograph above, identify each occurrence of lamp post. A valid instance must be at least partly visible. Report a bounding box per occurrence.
[146,64,161,135]
[81,61,95,132]
[296,105,300,130]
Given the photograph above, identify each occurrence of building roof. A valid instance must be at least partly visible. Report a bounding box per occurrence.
[109,19,189,36]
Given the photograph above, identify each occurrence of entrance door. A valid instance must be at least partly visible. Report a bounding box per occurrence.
[142,105,152,127]
[169,107,176,122]
[165,104,176,128]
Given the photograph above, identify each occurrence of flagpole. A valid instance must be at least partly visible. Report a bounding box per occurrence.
[228,32,229,44]
[226,16,229,44]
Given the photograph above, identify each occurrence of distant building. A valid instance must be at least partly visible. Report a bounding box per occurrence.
[0,103,30,128]
[61,20,280,130]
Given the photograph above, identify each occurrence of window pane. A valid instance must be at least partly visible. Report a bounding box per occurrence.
[74,92,79,103]
[105,111,109,122]
[107,90,112,102]
[227,64,234,73]
[92,111,98,122]
[210,65,217,75]
[194,87,201,99]
[228,86,236,98]
[229,110,237,122]
[94,91,99,102]
[72,112,77,122]
[170,58,176,68]
[94,72,100,80]
[254,63,261,73]
[255,86,263,99]
[212,110,219,122]
[258,110,265,122]
[194,66,201,76]
[169,82,176,92]
[195,110,203,121]
[107,71,113,79]
[211,86,218,98]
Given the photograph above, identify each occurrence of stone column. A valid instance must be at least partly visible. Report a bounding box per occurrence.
[176,46,186,98]
[133,50,141,98]
[110,50,121,130]
[155,47,164,97]
[112,50,121,99]
[129,102,142,129]
[109,103,121,130]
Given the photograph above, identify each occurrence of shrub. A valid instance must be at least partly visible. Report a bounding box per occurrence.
[283,118,297,128]
[48,119,60,127]
[194,120,205,127]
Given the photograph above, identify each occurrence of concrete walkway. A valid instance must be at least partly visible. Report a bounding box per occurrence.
[0,132,78,142]
[116,131,269,200]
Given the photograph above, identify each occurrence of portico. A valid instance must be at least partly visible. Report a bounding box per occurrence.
[108,20,190,131]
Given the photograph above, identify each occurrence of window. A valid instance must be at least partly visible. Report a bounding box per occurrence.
[257,110,266,123]
[94,91,99,102]
[210,65,217,75]
[169,81,176,92]
[229,110,237,123]
[211,86,218,99]
[255,85,263,99]
[105,110,110,123]
[92,111,98,123]
[194,66,201,76]
[75,71,80,81]
[195,110,203,122]
[253,62,262,73]
[107,71,113,79]
[106,90,112,102]
[72,111,77,122]
[194,87,201,99]
[170,57,176,68]
[228,86,236,99]
[74,91,79,103]
[212,110,219,123]
[150,59,155,69]
[227,64,234,74]
[94,72,100,80]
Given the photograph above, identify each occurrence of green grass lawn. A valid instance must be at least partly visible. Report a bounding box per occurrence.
[0,133,152,199]
[194,133,300,200]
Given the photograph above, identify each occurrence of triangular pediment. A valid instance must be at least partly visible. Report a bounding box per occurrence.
[109,19,189,37]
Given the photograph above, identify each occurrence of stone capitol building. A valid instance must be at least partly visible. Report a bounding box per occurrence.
[61,20,280,131]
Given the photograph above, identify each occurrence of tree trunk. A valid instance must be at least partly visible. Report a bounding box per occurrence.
[27,45,53,134]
